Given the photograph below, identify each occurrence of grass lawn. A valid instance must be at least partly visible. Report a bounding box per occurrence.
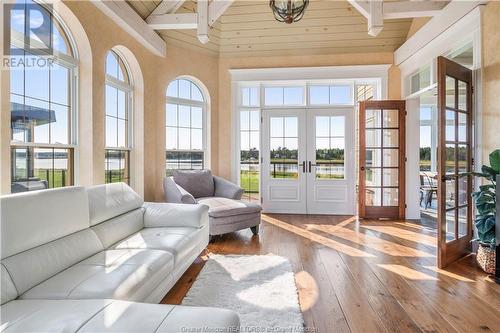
[35,169,69,188]
[240,170,259,193]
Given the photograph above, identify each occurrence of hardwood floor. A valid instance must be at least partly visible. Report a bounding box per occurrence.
[161,214,500,333]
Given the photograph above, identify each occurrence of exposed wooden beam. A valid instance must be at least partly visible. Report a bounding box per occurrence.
[368,0,383,37]
[208,0,234,26]
[347,0,370,18]
[348,0,450,37]
[91,0,165,57]
[148,0,186,17]
[147,13,197,30]
[395,0,486,65]
[383,1,448,19]
[197,0,209,44]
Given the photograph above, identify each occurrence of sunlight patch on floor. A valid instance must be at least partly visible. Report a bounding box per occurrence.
[422,266,474,282]
[262,215,375,258]
[360,225,437,247]
[308,224,435,258]
[294,270,319,311]
[378,264,438,281]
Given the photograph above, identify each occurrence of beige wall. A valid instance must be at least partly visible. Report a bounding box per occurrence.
[217,53,400,179]
[481,2,500,161]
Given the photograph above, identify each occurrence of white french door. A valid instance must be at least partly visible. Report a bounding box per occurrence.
[261,108,355,214]
[261,109,307,214]
[306,109,355,214]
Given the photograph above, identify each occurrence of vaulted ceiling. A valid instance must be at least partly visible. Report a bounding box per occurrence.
[126,0,415,57]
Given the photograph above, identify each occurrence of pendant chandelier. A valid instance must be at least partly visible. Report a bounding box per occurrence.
[269,0,309,24]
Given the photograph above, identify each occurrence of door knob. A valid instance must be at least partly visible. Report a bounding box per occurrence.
[360,166,365,171]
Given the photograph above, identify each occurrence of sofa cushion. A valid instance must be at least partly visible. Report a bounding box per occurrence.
[87,183,144,226]
[197,197,262,218]
[0,299,240,333]
[91,208,145,248]
[173,170,214,198]
[0,299,115,332]
[80,302,240,333]
[112,227,207,266]
[20,249,173,302]
[0,186,90,259]
[2,229,104,295]
[1,265,18,305]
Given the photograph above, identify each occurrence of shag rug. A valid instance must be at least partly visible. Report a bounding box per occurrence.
[181,254,304,332]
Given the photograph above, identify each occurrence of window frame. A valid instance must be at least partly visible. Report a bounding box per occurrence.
[165,78,208,174]
[233,78,382,201]
[9,3,78,191]
[308,82,355,106]
[104,49,134,184]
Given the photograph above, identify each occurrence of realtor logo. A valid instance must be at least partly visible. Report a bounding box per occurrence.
[3,2,54,56]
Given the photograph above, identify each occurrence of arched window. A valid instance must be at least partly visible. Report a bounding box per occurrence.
[9,2,78,193]
[166,78,207,175]
[105,50,132,184]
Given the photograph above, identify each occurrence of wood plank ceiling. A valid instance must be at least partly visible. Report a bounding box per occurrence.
[126,0,413,57]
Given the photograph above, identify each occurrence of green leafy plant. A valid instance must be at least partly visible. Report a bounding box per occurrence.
[471,149,499,247]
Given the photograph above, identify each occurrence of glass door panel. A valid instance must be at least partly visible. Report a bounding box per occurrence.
[261,110,307,214]
[359,100,406,219]
[306,108,356,215]
[437,56,473,268]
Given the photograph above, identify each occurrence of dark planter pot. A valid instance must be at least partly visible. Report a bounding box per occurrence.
[476,244,496,274]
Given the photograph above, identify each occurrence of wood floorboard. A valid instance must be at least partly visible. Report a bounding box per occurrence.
[161,214,499,333]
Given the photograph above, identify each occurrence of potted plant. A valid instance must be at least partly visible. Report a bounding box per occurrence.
[471,149,499,274]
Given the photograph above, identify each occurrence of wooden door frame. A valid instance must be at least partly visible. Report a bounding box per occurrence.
[359,100,406,219]
[437,56,473,268]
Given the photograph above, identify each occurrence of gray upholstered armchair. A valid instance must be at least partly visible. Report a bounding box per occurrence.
[164,170,261,238]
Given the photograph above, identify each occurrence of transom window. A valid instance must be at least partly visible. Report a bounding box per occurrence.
[105,50,132,184]
[264,86,304,106]
[309,84,353,105]
[10,2,77,193]
[166,78,207,175]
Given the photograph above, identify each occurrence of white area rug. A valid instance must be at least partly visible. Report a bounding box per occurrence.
[182,254,304,332]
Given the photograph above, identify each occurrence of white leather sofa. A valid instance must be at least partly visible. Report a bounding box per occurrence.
[0,183,239,332]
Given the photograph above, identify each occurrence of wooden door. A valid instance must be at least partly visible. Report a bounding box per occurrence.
[437,56,473,268]
[359,100,406,219]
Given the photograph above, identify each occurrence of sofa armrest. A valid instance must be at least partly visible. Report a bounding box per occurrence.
[163,177,196,204]
[213,176,244,200]
[143,202,209,229]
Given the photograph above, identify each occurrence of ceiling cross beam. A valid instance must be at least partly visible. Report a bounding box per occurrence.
[91,0,166,56]
[147,0,186,18]
[208,0,234,26]
[197,0,209,44]
[145,0,233,43]
[348,0,448,36]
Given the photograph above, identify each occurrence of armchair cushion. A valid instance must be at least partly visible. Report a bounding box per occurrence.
[213,176,244,200]
[173,170,214,198]
[197,197,262,218]
[163,177,196,204]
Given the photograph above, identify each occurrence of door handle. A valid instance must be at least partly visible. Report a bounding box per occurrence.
[307,161,319,173]
[302,161,306,173]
